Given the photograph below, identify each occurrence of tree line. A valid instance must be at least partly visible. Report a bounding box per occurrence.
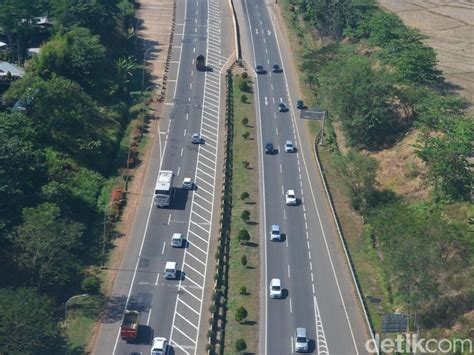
[288,0,473,335]
[0,0,139,352]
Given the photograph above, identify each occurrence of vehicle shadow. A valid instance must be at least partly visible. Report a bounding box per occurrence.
[126,325,153,345]
[169,188,188,210]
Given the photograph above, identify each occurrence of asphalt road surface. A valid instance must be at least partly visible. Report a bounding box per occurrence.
[241,0,373,354]
[93,0,229,353]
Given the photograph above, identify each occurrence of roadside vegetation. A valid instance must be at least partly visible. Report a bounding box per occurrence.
[280,0,473,343]
[0,1,146,353]
[224,72,260,354]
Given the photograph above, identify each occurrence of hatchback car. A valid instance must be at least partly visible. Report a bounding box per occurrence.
[191,133,202,144]
[171,233,184,247]
[286,190,297,205]
[278,102,287,112]
[269,278,283,298]
[164,261,177,279]
[294,328,309,352]
[255,64,264,74]
[270,224,281,241]
[296,99,304,109]
[285,140,294,153]
[265,142,275,154]
[272,64,280,73]
[151,336,168,355]
[182,177,194,190]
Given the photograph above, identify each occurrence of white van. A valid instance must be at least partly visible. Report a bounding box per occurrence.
[164,261,177,279]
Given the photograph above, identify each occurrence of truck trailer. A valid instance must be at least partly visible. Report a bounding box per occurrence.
[120,310,140,341]
[155,170,174,207]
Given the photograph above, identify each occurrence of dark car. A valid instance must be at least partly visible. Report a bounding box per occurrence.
[255,64,264,74]
[265,142,275,154]
[278,102,287,112]
[272,64,280,73]
[296,99,304,109]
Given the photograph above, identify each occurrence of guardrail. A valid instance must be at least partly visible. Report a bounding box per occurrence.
[313,130,379,355]
[207,68,234,355]
[227,0,241,60]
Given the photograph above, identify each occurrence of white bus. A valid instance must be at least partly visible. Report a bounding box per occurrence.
[154,170,174,207]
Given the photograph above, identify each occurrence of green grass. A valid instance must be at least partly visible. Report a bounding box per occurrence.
[66,295,105,354]
[224,75,260,354]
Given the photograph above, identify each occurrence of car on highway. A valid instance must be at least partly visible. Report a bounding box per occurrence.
[255,64,265,74]
[182,177,194,190]
[272,64,280,73]
[191,133,203,144]
[285,140,295,153]
[286,190,297,205]
[164,261,177,279]
[278,102,287,112]
[270,224,281,241]
[171,233,184,247]
[151,336,168,355]
[296,99,304,109]
[269,278,283,298]
[294,328,309,352]
[265,142,276,154]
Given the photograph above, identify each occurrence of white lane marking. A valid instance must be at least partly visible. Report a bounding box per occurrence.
[186,251,206,266]
[184,128,187,137]
[176,311,199,330]
[271,83,273,91]
[289,297,293,313]
[178,297,200,315]
[162,242,166,255]
[291,336,294,353]
[173,325,197,344]
[280,164,282,173]
[264,96,268,105]
[155,273,160,286]
[177,166,181,176]
[312,284,315,293]
[272,8,360,352]
[183,261,205,278]
[276,127,279,135]
[281,185,284,195]
[181,147,184,156]
[283,209,286,220]
[314,296,330,354]
[147,309,152,325]
[308,251,311,260]
[288,264,291,278]
[245,2,268,354]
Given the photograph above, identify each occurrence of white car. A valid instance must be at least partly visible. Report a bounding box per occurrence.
[170,233,184,247]
[191,133,202,144]
[286,190,297,205]
[164,261,177,279]
[269,278,283,298]
[270,224,281,241]
[294,328,309,352]
[285,140,295,153]
[151,336,168,355]
[182,177,194,190]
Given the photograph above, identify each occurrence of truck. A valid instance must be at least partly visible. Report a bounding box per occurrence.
[120,310,140,341]
[155,170,174,207]
[196,54,205,71]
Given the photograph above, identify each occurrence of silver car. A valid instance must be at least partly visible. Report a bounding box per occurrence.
[294,327,309,352]
[170,233,183,247]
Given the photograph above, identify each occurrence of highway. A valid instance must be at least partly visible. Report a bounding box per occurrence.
[240,0,373,354]
[93,0,230,353]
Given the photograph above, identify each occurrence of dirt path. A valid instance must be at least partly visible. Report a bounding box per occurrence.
[378,0,474,106]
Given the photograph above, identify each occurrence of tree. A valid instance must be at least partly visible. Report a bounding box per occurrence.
[240,191,249,201]
[241,117,249,126]
[241,255,248,268]
[239,286,247,295]
[237,229,251,244]
[115,55,138,95]
[24,75,117,171]
[240,210,251,223]
[240,94,247,103]
[13,203,85,291]
[332,151,378,212]
[30,27,109,98]
[0,287,64,354]
[235,305,248,323]
[319,53,396,148]
[235,338,247,352]
[242,131,250,140]
[0,112,44,230]
[416,117,473,200]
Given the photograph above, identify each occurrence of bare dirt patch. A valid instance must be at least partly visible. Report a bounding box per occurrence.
[368,130,430,201]
[378,0,474,107]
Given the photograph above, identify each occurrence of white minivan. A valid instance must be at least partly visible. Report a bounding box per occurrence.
[164,261,177,279]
